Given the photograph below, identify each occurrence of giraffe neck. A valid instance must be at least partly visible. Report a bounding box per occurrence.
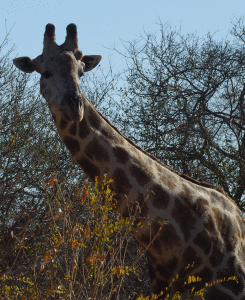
[50,92,245,300]
[51,95,179,217]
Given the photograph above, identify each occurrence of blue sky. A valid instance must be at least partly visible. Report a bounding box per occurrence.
[1,0,245,74]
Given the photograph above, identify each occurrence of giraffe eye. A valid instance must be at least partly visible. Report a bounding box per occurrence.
[42,70,52,78]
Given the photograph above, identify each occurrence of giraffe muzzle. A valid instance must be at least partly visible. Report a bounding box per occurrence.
[59,107,83,122]
[60,94,84,122]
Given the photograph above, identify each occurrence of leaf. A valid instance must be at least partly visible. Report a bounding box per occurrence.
[100,255,106,261]
[116,265,123,278]
[48,176,55,186]
[55,239,63,247]
[67,204,72,214]
[71,240,78,249]
[84,228,90,239]
[11,136,16,146]
[86,253,97,265]
[81,188,88,205]
[44,251,50,262]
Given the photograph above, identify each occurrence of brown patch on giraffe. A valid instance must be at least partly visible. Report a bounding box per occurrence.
[171,198,196,241]
[149,184,170,209]
[112,168,132,195]
[149,278,168,296]
[60,118,68,130]
[76,156,100,182]
[217,256,244,295]
[209,238,224,268]
[194,266,213,282]
[112,194,128,216]
[136,192,145,207]
[181,246,203,273]
[194,197,209,217]
[140,203,149,219]
[101,127,121,143]
[155,256,179,280]
[63,136,80,155]
[150,220,161,236]
[45,88,52,99]
[84,137,110,162]
[160,222,181,250]
[130,164,151,186]
[193,230,212,255]
[113,147,129,164]
[78,118,90,139]
[137,231,151,246]
[88,106,101,129]
[69,122,77,136]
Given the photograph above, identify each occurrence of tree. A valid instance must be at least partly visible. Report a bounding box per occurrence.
[116,19,245,209]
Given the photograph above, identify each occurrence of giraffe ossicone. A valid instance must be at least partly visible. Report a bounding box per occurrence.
[13,24,245,299]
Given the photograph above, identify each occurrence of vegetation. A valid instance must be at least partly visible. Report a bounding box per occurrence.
[1,16,245,299]
[0,175,150,299]
[115,17,245,209]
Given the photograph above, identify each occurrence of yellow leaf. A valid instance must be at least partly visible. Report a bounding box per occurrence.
[11,136,16,146]
[71,240,78,249]
[55,239,63,247]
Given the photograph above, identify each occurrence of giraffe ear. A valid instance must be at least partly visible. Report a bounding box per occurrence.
[82,55,102,72]
[13,57,36,73]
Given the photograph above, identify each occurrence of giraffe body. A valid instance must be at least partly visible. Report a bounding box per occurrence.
[13,24,245,299]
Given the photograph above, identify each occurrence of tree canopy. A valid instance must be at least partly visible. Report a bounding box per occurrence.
[116,18,245,209]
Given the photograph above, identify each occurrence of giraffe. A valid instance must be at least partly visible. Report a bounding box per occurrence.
[13,23,245,299]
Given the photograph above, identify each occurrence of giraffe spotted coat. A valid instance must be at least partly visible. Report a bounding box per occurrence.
[13,24,245,299]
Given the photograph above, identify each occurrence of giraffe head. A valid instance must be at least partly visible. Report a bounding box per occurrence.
[13,23,101,122]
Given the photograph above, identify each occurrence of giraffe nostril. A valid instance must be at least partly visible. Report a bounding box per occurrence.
[78,100,82,109]
[60,94,83,122]
[61,94,83,112]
